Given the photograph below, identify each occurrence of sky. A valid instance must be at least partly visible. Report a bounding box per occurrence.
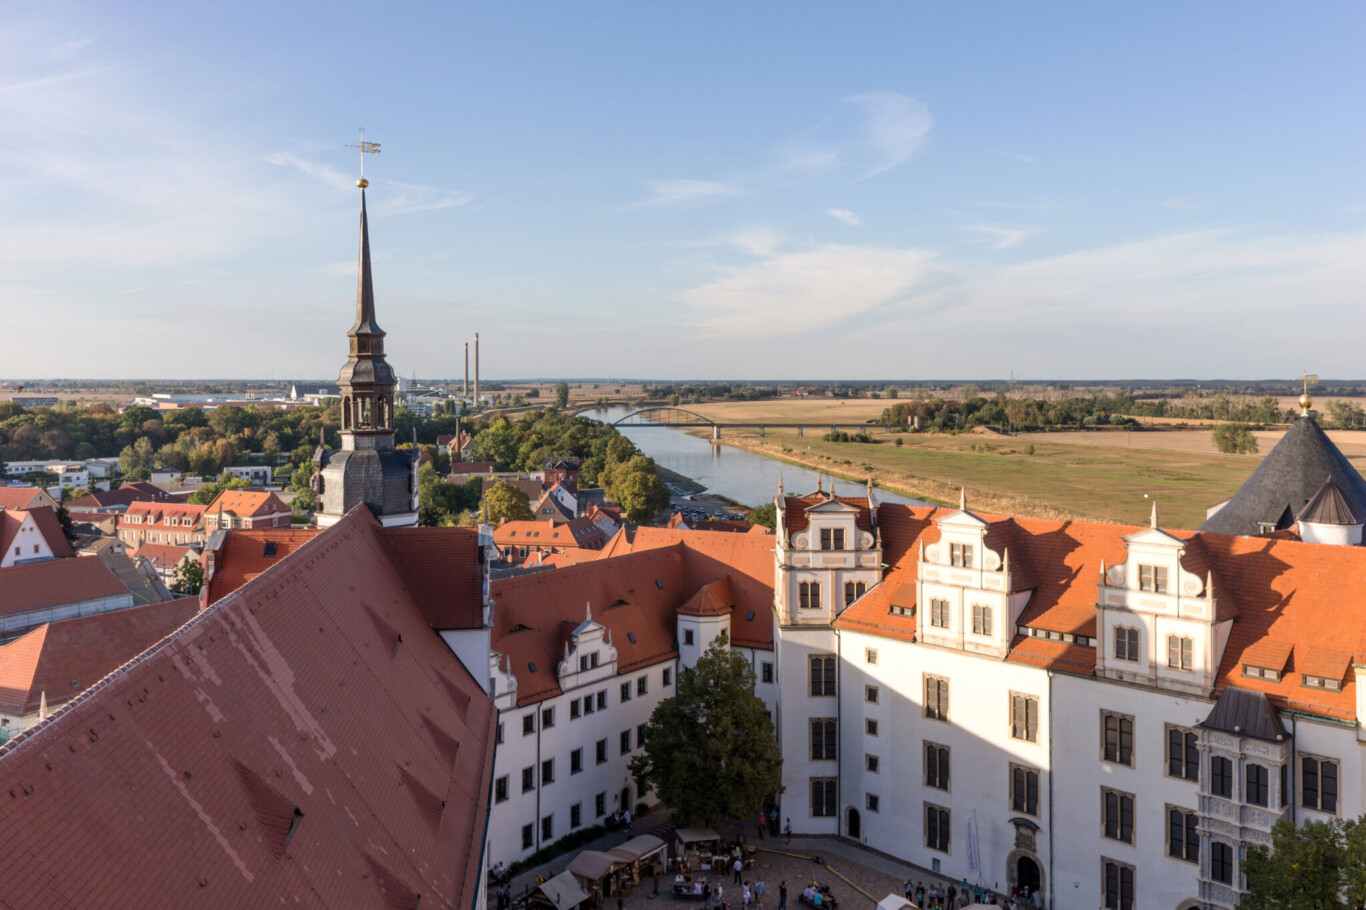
[2,2,1363,382]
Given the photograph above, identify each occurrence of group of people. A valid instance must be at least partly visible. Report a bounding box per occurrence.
[799,882,833,908]
[902,878,1042,910]
[671,871,769,910]
[490,862,512,886]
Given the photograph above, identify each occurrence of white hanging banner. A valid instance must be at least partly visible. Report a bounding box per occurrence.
[966,809,980,873]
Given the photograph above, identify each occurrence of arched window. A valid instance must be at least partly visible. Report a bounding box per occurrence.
[799,581,821,609]
[342,397,352,429]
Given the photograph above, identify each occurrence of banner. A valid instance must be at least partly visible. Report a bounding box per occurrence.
[966,809,980,873]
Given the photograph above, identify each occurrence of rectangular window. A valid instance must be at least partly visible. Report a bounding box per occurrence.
[596,739,607,764]
[810,655,836,696]
[1138,564,1169,593]
[820,528,845,550]
[1302,755,1340,814]
[762,662,774,684]
[598,690,608,709]
[1102,860,1134,910]
[637,677,647,697]
[595,792,605,817]
[865,754,879,773]
[542,707,555,728]
[925,804,950,852]
[1103,788,1135,843]
[1212,756,1233,798]
[621,682,631,702]
[1011,694,1039,743]
[1211,842,1234,885]
[1246,763,1269,807]
[810,718,837,761]
[844,581,865,606]
[523,713,535,736]
[950,543,973,568]
[637,723,647,746]
[570,701,580,720]
[1167,807,1199,863]
[865,685,879,704]
[929,598,950,629]
[1114,626,1139,662]
[570,749,583,775]
[866,718,879,736]
[663,667,672,686]
[584,696,594,716]
[542,815,553,841]
[865,648,878,665]
[496,722,504,744]
[810,778,836,817]
[820,528,831,550]
[866,794,879,812]
[495,776,509,803]
[684,629,695,646]
[571,803,582,829]
[1010,765,1040,816]
[925,742,950,791]
[579,656,589,672]
[1167,635,1194,670]
[1167,727,1199,781]
[541,759,554,785]
[1102,712,1134,765]
[799,581,822,609]
[522,824,534,850]
[620,730,631,755]
[971,604,992,636]
[522,766,535,793]
[924,675,949,721]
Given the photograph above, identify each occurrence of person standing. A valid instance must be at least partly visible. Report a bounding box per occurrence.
[755,878,765,910]
[623,807,632,834]
[784,819,792,844]
[778,882,788,910]
[757,811,766,840]
[733,856,743,885]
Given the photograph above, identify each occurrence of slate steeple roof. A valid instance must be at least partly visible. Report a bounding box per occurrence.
[1299,477,1360,525]
[1198,417,1366,536]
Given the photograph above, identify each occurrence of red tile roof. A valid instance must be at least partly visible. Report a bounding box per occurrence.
[124,501,207,528]
[0,507,72,561]
[494,518,604,550]
[382,527,485,629]
[0,506,495,910]
[130,542,197,569]
[783,494,874,533]
[679,576,736,616]
[0,597,199,715]
[0,557,129,618]
[207,489,288,519]
[0,488,55,511]
[67,486,171,510]
[204,529,320,605]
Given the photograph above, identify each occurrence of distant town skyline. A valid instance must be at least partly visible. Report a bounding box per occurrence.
[3,2,1363,380]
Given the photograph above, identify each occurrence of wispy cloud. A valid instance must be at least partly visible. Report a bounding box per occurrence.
[996,151,1036,164]
[1159,195,1209,210]
[264,154,471,214]
[0,67,104,94]
[965,224,1040,250]
[846,91,933,177]
[621,179,743,210]
[826,208,861,227]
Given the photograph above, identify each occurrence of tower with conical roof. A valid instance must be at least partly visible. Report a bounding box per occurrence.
[313,164,419,528]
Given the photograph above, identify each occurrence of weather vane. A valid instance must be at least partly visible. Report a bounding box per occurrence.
[344,127,381,187]
[1300,370,1318,416]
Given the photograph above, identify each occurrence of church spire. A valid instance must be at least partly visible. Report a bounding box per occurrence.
[352,188,382,336]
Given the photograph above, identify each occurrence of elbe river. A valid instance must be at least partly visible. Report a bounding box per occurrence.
[588,406,925,509]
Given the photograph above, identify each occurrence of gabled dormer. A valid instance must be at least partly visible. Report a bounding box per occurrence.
[1096,506,1231,694]
[557,603,618,691]
[916,492,1032,657]
[773,480,882,627]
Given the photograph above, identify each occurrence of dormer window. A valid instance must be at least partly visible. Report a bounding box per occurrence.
[1138,565,1168,593]
[1302,675,1342,692]
[950,543,973,567]
[820,528,845,550]
[1242,664,1282,682]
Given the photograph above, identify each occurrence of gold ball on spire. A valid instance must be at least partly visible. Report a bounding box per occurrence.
[356,178,369,189]
[1300,392,1312,412]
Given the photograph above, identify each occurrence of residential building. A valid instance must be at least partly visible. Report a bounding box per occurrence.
[0,507,72,568]
[0,488,61,512]
[203,490,290,531]
[118,501,208,548]
[66,483,172,513]
[129,542,198,585]
[493,518,606,564]
[532,489,576,524]
[224,464,274,486]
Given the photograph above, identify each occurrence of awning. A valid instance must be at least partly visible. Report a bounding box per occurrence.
[877,896,917,910]
[675,827,720,845]
[614,834,667,861]
[568,850,622,883]
[537,872,590,910]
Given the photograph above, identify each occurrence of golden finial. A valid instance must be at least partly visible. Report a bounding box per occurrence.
[344,127,381,188]
[1300,371,1318,418]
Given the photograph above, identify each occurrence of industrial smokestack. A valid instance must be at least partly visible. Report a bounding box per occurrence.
[464,342,469,398]
[473,332,480,406]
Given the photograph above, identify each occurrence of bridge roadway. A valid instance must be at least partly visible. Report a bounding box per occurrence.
[612,420,896,439]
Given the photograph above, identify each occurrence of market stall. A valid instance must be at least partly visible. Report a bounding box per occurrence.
[529,872,591,910]
[609,834,668,881]
[673,827,722,873]
[568,850,629,899]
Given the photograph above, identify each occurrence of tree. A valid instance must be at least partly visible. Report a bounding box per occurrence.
[609,455,671,525]
[629,634,782,828]
[554,383,570,409]
[1241,816,1366,909]
[747,502,777,529]
[118,437,156,480]
[73,441,97,460]
[55,504,76,545]
[1212,422,1259,455]
[1325,400,1366,430]
[171,559,205,596]
[481,480,532,525]
[188,474,250,506]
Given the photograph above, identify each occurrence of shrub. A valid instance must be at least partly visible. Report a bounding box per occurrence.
[507,825,606,877]
[895,438,904,447]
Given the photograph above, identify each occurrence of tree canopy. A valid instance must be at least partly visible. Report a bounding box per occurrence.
[188,474,251,506]
[1241,816,1366,909]
[171,559,205,596]
[1212,422,1259,455]
[482,480,533,525]
[629,634,782,828]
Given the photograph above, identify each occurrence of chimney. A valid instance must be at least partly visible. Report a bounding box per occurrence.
[474,332,480,405]
[464,342,469,398]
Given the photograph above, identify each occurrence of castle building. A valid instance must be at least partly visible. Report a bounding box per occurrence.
[313,178,418,528]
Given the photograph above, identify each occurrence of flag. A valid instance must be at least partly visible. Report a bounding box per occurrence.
[966,809,980,873]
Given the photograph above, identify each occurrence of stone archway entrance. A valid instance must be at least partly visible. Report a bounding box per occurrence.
[1016,856,1041,897]
[846,807,861,839]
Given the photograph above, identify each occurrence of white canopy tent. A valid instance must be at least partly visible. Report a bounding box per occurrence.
[877,896,918,910]
[536,872,590,910]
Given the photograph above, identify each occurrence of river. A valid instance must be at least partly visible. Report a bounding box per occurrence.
[587,406,925,509]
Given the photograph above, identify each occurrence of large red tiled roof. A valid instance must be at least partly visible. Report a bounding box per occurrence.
[207,489,288,518]
[67,486,171,510]
[0,597,199,715]
[382,527,485,629]
[0,488,55,511]
[783,494,874,533]
[0,506,495,910]
[205,529,320,604]
[1,508,70,561]
[0,557,129,618]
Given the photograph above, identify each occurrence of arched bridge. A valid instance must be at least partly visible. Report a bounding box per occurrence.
[606,406,892,440]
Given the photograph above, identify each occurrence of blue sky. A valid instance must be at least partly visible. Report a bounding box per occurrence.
[2,2,1363,381]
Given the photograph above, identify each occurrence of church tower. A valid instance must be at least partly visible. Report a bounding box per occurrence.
[313,169,419,528]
